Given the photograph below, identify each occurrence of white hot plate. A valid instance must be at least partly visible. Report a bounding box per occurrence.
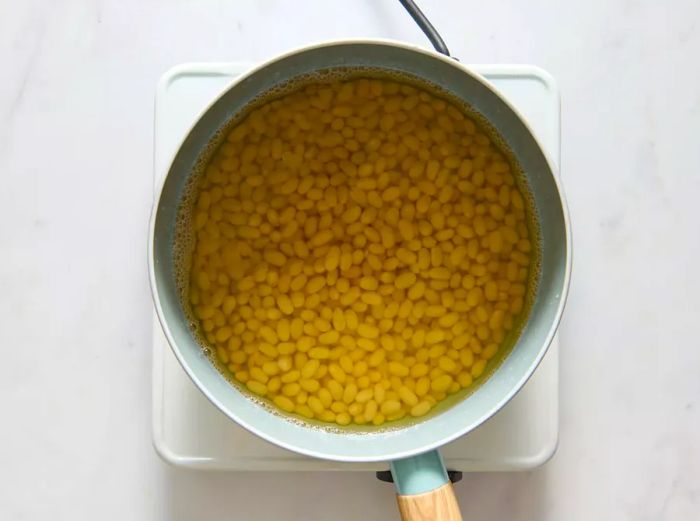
[152,63,561,471]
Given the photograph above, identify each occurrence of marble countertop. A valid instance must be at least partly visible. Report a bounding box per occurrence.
[1,1,698,519]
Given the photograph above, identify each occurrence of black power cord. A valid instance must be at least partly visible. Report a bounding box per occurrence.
[398,0,451,57]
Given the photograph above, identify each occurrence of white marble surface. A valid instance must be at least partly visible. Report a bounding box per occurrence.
[1,0,698,519]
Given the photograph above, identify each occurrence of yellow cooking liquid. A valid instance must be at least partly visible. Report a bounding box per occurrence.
[185,76,533,427]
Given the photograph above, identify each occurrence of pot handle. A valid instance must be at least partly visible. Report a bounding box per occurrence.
[390,450,463,521]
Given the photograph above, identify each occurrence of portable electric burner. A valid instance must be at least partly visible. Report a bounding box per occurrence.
[152,62,561,472]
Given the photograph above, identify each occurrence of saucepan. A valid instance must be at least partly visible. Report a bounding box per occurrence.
[149,39,570,520]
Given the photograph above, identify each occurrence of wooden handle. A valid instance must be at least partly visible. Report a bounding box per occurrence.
[396,482,463,521]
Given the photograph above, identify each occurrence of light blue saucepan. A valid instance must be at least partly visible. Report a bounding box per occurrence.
[149,39,571,520]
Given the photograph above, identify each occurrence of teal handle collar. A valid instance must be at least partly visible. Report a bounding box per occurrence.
[390,449,449,495]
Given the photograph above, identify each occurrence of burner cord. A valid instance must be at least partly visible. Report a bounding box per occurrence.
[398,0,451,57]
